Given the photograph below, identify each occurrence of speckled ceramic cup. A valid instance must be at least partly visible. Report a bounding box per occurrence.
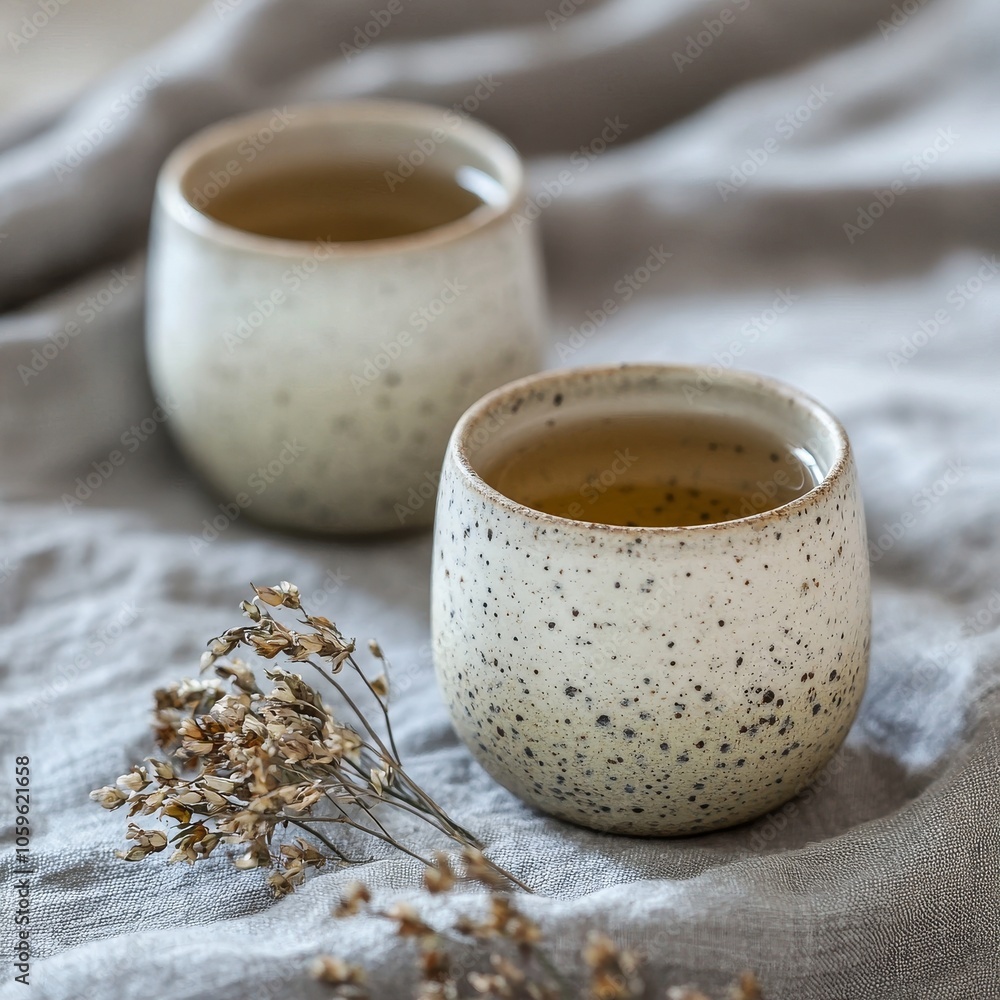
[147,100,546,534]
[432,364,870,835]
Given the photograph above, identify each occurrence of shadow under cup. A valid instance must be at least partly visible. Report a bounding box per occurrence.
[146,102,546,535]
[432,365,871,835]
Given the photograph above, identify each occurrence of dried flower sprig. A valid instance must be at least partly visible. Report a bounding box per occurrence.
[314,853,762,1000]
[91,582,527,895]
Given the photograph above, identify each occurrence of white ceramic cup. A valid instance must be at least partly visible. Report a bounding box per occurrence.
[432,364,871,836]
[146,100,546,534]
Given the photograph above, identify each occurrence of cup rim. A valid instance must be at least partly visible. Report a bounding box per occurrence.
[155,99,525,258]
[449,363,852,535]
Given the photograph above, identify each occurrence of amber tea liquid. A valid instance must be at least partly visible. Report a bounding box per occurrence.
[480,411,820,527]
[202,162,499,242]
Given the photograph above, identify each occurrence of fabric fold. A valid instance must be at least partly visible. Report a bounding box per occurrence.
[0,0,997,996]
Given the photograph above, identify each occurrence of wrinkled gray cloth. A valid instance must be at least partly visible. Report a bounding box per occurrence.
[1,1,999,997]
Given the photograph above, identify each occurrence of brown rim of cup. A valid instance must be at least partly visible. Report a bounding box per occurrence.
[155,99,526,258]
[450,363,852,535]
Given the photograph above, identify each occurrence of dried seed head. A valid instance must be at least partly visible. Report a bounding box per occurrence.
[268,869,304,896]
[419,946,452,985]
[386,902,435,939]
[730,972,762,1000]
[250,633,291,658]
[489,952,525,985]
[148,758,176,782]
[334,881,372,918]
[491,896,541,947]
[214,659,259,693]
[253,582,301,609]
[90,785,129,810]
[240,600,262,622]
[584,930,643,999]
[116,824,168,861]
[310,955,367,996]
[423,853,456,895]
[114,766,148,793]
[415,982,458,1000]
[280,837,326,869]
[468,971,510,996]
[116,845,150,862]
[201,775,237,795]
[583,931,618,970]
[461,847,509,890]
[369,767,389,797]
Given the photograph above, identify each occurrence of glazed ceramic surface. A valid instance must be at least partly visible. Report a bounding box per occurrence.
[432,365,870,835]
[147,101,546,535]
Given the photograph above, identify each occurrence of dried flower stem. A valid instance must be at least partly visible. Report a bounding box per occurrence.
[285,818,355,864]
[317,857,762,1000]
[91,581,527,896]
[303,655,482,850]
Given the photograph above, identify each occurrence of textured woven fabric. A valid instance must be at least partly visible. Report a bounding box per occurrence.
[1,1,999,997]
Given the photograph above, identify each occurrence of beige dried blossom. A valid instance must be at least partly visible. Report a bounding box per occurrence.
[419,946,452,985]
[310,955,367,998]
[488,953,525,988]
[468,971,510,996]
[415,983,458,1000]
[583,930,643,1000]
[731,972,762,1000]
[454,895,542,962]
[213,659,260,693]
[334,881,372,918]
[423,853,456,895]
[462,847,510,891]
[148,759,177,782]
[116,824,168,861]
[468,950,535,998]
[667,979,763,1000]
[234,839,270,871]
[267,869,302,897]
[253,581,301,609]
[369,767,390,797]
[240,599,262,622]
[90,785,129,810]
[249,632,291,659]
[116,766,149,793]
[385,901,436,939]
